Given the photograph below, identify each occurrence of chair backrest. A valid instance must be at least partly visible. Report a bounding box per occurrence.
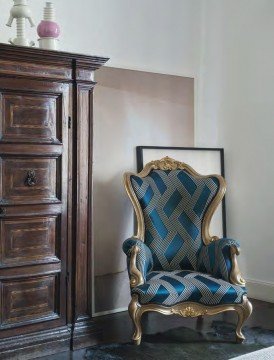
[124,157,226,271]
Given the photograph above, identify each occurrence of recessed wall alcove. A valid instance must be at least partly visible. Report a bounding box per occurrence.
[93,67,194,315]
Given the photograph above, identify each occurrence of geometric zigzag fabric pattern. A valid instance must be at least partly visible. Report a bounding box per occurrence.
[132,270,246,306]
[197,238,240,283]
[124,168,247,307]
[131,170,219,271]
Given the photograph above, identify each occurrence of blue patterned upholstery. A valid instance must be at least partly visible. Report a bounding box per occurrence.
[197,238,240,283]
[132,270,246,306]
[130,170,219,271]
[123,166,246,308]
[123,238,154,280]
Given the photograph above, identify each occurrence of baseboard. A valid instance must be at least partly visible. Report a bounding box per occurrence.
[246,278,274,303]
[0,326,71,360]
[93,306,128,317]
[71,317,102,350]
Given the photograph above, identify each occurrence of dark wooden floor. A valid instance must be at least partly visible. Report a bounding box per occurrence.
[37,298,274,359]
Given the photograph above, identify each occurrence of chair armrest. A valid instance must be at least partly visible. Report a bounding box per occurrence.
[123,238,153,288]
[197,238,246,286]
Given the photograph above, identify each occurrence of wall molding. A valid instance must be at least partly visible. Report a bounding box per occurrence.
[93,307,128,318]
[246,279,274,303]
[104,64,196,79]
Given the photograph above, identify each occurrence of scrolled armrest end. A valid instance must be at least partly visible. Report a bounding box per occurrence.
[230,245,246,286]
[129,245,144,288]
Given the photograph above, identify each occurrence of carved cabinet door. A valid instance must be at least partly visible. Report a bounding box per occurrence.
[0,77,69,336]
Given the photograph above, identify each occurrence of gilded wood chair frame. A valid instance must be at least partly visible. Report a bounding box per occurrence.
[124,157,252,345]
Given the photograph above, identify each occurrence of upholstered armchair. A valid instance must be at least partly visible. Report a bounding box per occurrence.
[123,157,252,345]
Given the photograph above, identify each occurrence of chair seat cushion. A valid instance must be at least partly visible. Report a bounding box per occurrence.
[132,270,246,306]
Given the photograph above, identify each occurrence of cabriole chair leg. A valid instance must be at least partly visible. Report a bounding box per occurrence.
[129,294,142,345]
[235,296,253,343]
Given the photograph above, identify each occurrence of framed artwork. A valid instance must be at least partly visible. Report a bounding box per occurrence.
[136,146,226,238]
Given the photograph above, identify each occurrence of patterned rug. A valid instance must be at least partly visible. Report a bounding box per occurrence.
[85,321,274,360]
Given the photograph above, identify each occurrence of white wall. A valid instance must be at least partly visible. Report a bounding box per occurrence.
[197,0,274,301]
[0,0,202,77]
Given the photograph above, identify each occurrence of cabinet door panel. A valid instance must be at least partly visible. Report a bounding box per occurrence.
[1,275,59,328]
[1,92,61,143]
[0,216,59,266]
[0,157,60,203]
[0,78,69,333]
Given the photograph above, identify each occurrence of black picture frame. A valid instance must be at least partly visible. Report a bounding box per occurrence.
[136,146,227,237]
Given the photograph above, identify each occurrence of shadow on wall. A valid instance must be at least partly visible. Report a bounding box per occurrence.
[93,175,131,315]
[93,67,195,315]
[94,271,130,314]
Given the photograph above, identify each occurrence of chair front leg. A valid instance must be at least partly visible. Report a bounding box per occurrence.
[128,295,252,345]
[128,294,142,345]
[234,295,253,343]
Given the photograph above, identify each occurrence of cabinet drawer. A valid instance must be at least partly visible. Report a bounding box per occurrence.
[1,275,59,328]
[0,216,59,266]
[1,92,61,143]
[0,157,60,203]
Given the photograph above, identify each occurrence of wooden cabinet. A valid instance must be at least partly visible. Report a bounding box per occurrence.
[0,43,108,358]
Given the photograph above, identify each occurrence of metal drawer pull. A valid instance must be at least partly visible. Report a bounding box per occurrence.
[25,170,37,187]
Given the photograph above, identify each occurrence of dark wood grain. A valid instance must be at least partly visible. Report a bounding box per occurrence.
[0,59,73,81]
[0,69,68,348]
[0,42,108,358]
[1,157,59,202]
[0,216,59,266]
[70,75,96,349]
[2,275,59,328]
[74,83,94,319]
[1,92,59,143]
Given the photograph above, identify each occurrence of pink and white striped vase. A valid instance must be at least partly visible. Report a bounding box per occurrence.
[37,2,60,50]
